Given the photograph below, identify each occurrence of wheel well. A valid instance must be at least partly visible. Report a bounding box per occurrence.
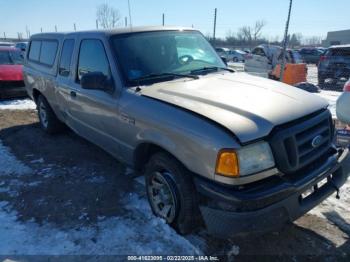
[134,143,175,172]
[32,89,41,103]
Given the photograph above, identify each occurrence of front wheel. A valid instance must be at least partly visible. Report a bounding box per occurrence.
[145,152,201,234]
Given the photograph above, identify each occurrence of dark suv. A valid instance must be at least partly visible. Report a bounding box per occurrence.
[318,45,350,86]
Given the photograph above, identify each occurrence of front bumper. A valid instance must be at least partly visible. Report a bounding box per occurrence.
[319,68,350,81]
[194,148,349,238]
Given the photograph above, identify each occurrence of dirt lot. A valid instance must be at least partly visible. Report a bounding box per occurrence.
[0,107,350,260]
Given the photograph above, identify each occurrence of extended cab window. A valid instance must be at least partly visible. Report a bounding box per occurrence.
[28,40,58,66]
[39,41,58,66]
[59,39,75,77]
[77,39,110,81]
[28,40,41,61]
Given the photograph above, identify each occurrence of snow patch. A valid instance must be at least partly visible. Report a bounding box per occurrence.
[0,99,36,110]
[0,141,32,176]
[316,90,341,118]
[310,177,350,233]
[30,158,44,164]
[0,141,203,255]
[0,193,202,255]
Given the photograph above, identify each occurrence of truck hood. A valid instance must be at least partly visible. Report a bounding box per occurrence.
[140,72,329,143]
[0,64,23,81]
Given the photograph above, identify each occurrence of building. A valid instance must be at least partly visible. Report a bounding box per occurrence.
[322,29,350,47]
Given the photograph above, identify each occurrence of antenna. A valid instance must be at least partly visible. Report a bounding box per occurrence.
[128,0,133,28]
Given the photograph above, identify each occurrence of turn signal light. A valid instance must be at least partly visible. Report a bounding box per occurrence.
[215,150,239,177]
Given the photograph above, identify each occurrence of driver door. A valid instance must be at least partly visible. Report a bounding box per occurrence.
[64,38,122,156]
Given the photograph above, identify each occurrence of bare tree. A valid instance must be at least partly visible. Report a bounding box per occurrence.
[303,36,323,46]
[96,4,121,29]
[237,20,266,48]
[238,26,252,42]
[253,20,266,41]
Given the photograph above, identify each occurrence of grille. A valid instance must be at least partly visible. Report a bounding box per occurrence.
[270,110,333,174]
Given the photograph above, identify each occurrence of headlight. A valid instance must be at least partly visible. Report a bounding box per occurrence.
[216,142,275,178]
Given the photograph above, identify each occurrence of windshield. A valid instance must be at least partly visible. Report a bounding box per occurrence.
[111,30,225,86]
[0,50,23,65]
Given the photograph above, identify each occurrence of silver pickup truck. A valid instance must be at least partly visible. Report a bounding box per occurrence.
[23,27,349,237]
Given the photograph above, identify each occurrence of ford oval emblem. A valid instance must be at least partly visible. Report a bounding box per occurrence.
[311,135,323,148]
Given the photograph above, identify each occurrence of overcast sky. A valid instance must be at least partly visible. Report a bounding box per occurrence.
[0,0,348,40]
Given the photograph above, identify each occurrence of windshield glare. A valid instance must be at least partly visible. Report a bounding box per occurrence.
[0,50,23,65]
[111,31,225,85]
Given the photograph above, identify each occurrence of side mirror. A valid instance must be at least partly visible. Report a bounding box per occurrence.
[81,72,114,92]
[220,56,228,66]
[336,93,350,124]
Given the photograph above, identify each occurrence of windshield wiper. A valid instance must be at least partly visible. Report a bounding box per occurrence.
[190,66,234,75]
[131,72,199,83]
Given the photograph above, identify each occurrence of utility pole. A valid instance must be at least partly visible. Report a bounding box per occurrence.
[125,17,128,27]
[55,25,57,32]
[162,13,165,26]
[96,20,99,29]
[128,0,133,28]
[74,23,76,31]
[213,8,217,46]
[41,27,43,33]
[3,32,6,40]
[279,0,293,82]
[26,26,29,39]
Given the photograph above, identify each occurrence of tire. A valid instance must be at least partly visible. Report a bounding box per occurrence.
[145,152,201,235]
[37,95,64,134]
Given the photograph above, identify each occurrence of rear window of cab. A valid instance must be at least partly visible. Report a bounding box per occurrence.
[28,39,58,66]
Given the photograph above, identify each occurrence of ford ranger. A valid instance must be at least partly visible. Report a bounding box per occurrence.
[23,27,349,237]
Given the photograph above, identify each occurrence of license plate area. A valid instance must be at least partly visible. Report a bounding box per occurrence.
[336,129,350,147]
[300,176,330,200]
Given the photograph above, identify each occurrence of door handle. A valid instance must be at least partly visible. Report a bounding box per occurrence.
[70,91,77,98]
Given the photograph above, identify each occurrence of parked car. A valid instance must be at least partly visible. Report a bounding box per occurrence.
[245,44,307,85]
[0,41,15,47]
[215,47,231,60]
[317,47,327,54]
[318,45,350,86]
[337,80,350,124]
[228,49,246,62]
[23,27,349,237]
[299,48,323,64]
[336,80,350,146]
[15,42,28,52]
[0,46,26,99]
